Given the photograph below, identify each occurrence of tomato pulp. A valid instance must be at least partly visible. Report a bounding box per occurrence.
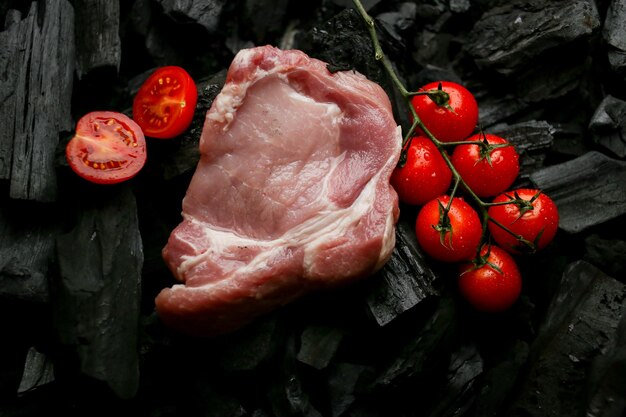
[132,66,198,139]
[66,111,147,184]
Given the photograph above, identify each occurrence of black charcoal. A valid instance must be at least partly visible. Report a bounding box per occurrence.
[0,0,74,201]
[588,95,626,158]
[603,0,626,74]
[465,0,600,75]
[17,347,54,394]
[242,0,289,43]
[490,120,554,177]
[328,362,373,417]
[54,186,143,399]
[376,2,417,44]
[506,261,626,417]
[584,234,626,279]
[157,0,226,34]
[529,151,626,234]
[74,0,121,78]
[364,216,439,327]
[297,325,344,370]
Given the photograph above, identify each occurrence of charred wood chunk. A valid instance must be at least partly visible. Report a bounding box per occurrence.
[0,0,74,201]
[490,120,555,178]
[588,95,626,158]
[74,0,121,78]
[364,215,439,327]
[465,0,600,75]
[604,0,626,74]
[297,324,344,370]
[156,0,226,34]
[17,347,55,395]
[506,261,626,417]
[584,234,626,279]
[529,151,626,234]
[53,186,143,399]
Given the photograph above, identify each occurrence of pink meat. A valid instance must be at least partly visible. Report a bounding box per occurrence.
[157,45,401,336]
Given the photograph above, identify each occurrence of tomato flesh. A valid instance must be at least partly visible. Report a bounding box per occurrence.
[66,111,147,184]
[132,66,198,139]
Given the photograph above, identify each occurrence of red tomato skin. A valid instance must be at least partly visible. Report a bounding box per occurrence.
[410,81,479,143]
[132,66,198,139]
[458,245,522,312]
[487,189,559,253]
[415,195,482,262]
[390,137,452,206]
[65,111,147,184]
[451,133,520,197]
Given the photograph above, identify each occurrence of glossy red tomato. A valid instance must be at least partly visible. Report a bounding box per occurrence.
[415,195,482,262]
[132,66,198,139]
[390,136,452,205]
[66,111,147,184]
[487,189,559,253]
[451,133,520,197]
[458,245,522,312]
[410,81,479,143]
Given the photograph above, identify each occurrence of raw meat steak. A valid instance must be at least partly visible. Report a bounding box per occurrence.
[158,45,402,336]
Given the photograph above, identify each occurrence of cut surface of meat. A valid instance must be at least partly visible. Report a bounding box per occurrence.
[158,45,401,336]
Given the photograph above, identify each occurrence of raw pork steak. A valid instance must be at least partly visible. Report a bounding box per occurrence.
[158,45,401,336]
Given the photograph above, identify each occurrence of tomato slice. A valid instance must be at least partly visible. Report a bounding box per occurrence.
[132,66,198,139]
[66,111,147,184]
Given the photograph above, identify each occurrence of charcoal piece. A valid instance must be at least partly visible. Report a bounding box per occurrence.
[327,362,373,417]
[586,312,626,417]
[0,201,61,305]
[603,0,626,74]
[376,2,417,44]
[364,215,439,327]
[490,120,554,177]
[268,335,323,417]
[373,296,458,390]
[476,93,529,128]
[297,325,344,370]
[584,234,626,279]
[465,0,600,75]
[73,0,121,78]
[412,28,454,69]
[529,151,626,234]
[550,122,589,157]
[588,95,626,158]
[17,347,54,394]
[156,0,226,34]
[216,315,284,372]
[242,0,289,42]
[424,343,484,417]
[506,261,626,417]
[471,340,529,417]
[0,0,74,201]
[449,0,470,13]
[54,186,143,399]
[331,0,382,10]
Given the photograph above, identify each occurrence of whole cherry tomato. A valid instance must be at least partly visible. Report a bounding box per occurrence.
[65,111,147,184]
[415,195,482,262]
[458,245,522,312]
[451,133,520,197]
[390,136,452,205]
[132,66,198,139]
[487,189,559,253]
[410,81,479,143]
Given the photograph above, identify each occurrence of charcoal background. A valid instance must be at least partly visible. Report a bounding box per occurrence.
[1,0,626,416]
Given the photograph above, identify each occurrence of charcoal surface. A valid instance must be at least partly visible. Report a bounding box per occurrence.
[529,151,626,233]
[17,348,55,395]
[588,94,626,158]
[156,0,226,34]
[603,0,626,74]
[54,185,143,399]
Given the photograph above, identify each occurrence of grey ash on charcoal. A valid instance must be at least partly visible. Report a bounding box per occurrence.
[1,0,626,416]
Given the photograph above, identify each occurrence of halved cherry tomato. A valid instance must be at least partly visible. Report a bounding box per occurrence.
[66,111,147,184]
[132,66,198,139]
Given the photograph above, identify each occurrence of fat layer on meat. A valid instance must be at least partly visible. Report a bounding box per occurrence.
[158,45,401,336]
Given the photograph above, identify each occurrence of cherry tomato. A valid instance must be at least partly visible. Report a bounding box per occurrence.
[458,245,522,312]
[415,195,482,262]
[451,133,520,197]
[390,136,452,206]
[487,189,559,253]
[132,66,198,139]
[66,111,147,184]
[410,81,479,143]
